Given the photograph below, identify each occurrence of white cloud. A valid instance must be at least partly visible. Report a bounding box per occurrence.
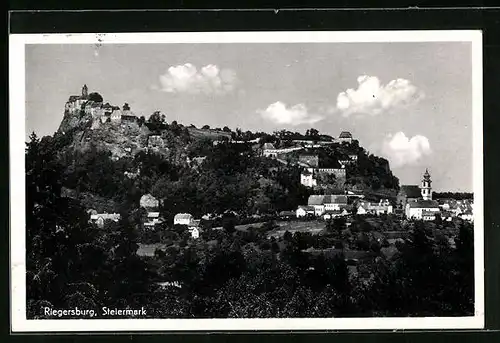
[381,132,431,168]
[157,63,237,94]
[336,75,424,116]
[258,102,324,126]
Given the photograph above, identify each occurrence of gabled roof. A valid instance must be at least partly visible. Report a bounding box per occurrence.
[298,205,315,211]
[339,131,353,138]
[308,195,325,205]
[407,200,440,209]
[399,185,421,198]
[174,213,193,220]
[324,195,348,204]
[263,143,276,150]
[324,209,344,215]
[301,169,313,176]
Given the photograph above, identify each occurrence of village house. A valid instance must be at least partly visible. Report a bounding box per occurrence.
[189,227,200,239]
[405,200,440,220]
[323,208,349,220]
[144,211,162,229]
[300,168,317,188]
[300,194,349,217]
[174,213,195,226]
[308,195,328,216]
[140,194,163,228]
[401,169,441,220]
[339,131,353,143]
[357,200,393,215]
[300,167,347,188]
[296,205,315,218]
[88,211,121,228]
[397,185,422,208]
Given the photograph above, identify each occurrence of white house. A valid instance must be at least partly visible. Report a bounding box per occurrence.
[301,194,349,217]
[296,205,315,218]
[405,200,440,220]
[357,200,393,215]
[144,211,162,228]
[189,227,200,239]
[89,213,121,228]
[110,109,122,123]
[323,209,349,220]
[308,195,326,216]
[174,213,195,226]
[323,195,348,211]
[300,169,317,188]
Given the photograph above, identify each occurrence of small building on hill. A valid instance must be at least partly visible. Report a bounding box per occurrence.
[339,131,353,143]
[262,143,277,157]
[300,167,347,189]
[300,168,317,188]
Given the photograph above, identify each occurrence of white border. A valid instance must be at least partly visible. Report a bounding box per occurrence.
[9,30,484,332]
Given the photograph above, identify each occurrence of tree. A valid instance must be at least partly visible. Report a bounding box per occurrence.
[202,125,210,130]
[123,103,131,111]
[222,217,236,234]
[88,92,103,103]
[305,128,319,138]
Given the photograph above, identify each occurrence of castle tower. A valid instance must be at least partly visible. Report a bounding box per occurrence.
[421,168,432,200]
[82,84,88,98]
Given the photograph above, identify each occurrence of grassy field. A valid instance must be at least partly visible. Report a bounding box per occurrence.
[267,220,325,239]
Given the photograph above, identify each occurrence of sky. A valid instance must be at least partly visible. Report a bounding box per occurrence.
[25,42,473,192]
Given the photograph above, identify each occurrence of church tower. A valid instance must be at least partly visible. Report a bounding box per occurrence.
[421,169,432,200]
[82,84,88,98]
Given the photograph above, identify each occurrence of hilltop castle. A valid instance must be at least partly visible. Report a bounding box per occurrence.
[65,84,138,130]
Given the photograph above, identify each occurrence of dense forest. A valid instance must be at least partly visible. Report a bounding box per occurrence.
[432,192,474,200]
[26,127,474,319]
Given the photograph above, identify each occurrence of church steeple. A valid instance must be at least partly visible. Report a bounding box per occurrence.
[82,84,88,98]
[421,168,432,200]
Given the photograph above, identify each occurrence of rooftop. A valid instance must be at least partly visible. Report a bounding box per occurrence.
[408,200,440,209]
[308,194,348,205]
[174,213,194,220]
[339,131,353,138]
[263,143,276,150]
[399,185,421,198]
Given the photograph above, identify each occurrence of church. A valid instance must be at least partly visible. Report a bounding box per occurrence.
[403,169,441,221]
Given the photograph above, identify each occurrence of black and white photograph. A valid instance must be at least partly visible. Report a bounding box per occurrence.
[10,30,484,332]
